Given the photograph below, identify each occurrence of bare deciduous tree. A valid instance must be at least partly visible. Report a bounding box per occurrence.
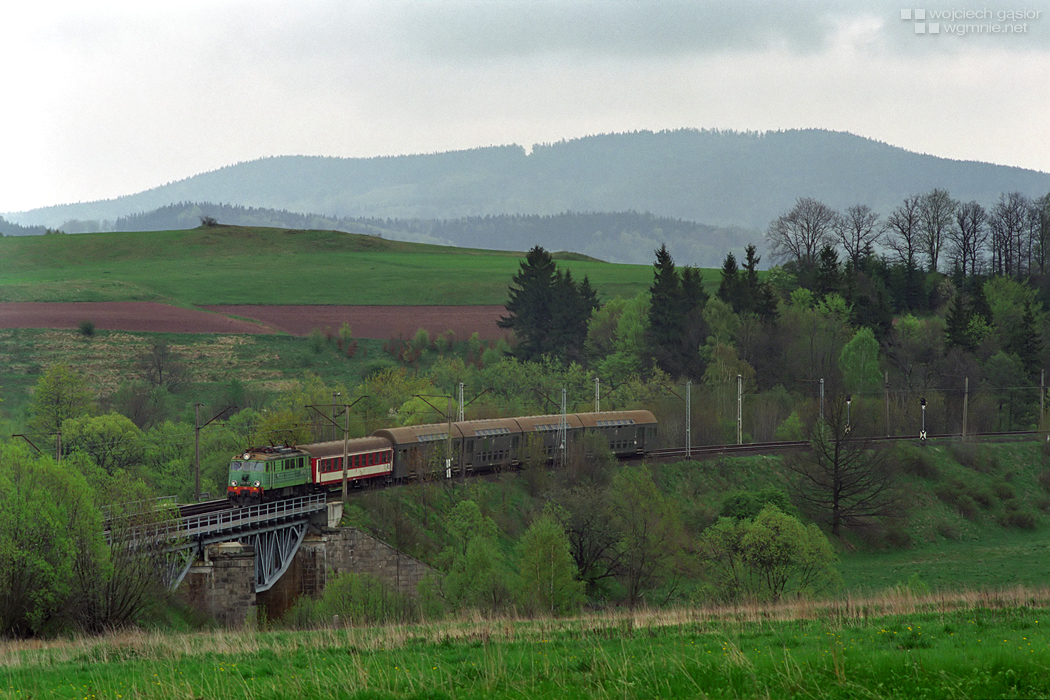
[883,195,922,270]
[766,197,839,268]
[989,192,1031,277]
[136,341,189,392]
[917,188,957,273]
[836,204,883,267]
[948,201,988,277]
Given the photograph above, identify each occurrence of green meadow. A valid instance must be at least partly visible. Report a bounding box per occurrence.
[2,595,1049,699]
[0,227,666,306]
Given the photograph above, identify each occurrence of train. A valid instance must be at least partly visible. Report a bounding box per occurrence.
[227,409,658,503]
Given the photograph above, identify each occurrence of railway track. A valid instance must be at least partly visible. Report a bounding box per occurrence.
[648,430,1047,461]
[178,498,233,518]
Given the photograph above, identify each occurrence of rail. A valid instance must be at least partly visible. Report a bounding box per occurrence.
[178,498,233,519]
[648,430,1047,461]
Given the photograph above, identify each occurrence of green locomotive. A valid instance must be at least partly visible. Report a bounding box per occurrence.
[227,445,311,504]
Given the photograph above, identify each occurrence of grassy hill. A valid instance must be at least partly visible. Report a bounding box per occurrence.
[0,225,668,306]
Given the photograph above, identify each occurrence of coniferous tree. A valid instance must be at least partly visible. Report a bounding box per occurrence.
[745,245,779,321]
[647,245,685,376]
[577,275,600,316]
[680,265,710,379]
[646,245,710,379]
[944,291,974,352]
[550,269,590,365]
[814,245,842,299]
[499,246,599,364]
[717,252,744,310]
[499,246,558,361]
[1008,300,1042,379]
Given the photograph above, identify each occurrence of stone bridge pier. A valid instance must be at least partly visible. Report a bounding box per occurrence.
[179,502,437,625]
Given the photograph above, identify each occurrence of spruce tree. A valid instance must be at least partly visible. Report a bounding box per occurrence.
[717,252,743,311]
[1008,300,1042,379]
[647,245,686,376]
[680,265,710,379]
[944,292,974,352]
[550,269,589,364]
[499,246,599,364]
[499,246,557,361]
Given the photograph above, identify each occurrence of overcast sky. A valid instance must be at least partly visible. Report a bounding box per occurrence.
[1,0,1048,213]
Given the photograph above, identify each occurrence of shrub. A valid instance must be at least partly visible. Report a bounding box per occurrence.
[949,441,978,469]
[338,322,353,349]
[883,526,914,549]
[896,445,940,480]
[285,573,420,628]
[309,327,325,353]
[993,481,1016,501]
[971,488,997,510]
[935,485,979,521]
[78,320,95,337]
[891,572,930,597]
[1002,510,1039,530]
[699,506,840,603]
[720,488,796,520]
[773,411,805,441]
[936,521,961,541]
[476,347,495,367]
[1037,469,1050,493]
[411,327,431,353]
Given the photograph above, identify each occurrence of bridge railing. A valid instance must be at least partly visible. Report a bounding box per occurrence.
[120,494,328,548]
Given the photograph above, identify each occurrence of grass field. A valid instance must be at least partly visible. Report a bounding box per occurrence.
[0,227,671,306]
[0,328,396,422]
[2,592,1049,699]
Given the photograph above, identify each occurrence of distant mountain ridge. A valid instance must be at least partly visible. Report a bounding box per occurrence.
[6,128,1050,265]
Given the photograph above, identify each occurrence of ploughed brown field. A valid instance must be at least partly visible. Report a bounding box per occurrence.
[0,303,510,341]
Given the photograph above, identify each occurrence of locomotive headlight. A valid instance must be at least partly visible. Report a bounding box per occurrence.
[230,480,237,487]
[253,480,261,487]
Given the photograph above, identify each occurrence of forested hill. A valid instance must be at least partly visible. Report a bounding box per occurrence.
[9,129,1050,235]
[0,216,46,237]
[96,204,747,266]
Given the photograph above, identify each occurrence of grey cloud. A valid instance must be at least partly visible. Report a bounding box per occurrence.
[384,0,1047,61]
[391,1,847,58]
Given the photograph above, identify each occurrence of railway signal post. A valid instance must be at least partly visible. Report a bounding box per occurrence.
[920,397,927,444]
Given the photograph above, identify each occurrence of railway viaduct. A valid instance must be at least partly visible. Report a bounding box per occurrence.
[165,496,436,626]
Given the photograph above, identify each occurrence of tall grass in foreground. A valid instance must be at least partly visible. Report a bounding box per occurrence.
[2,587,1050,698]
